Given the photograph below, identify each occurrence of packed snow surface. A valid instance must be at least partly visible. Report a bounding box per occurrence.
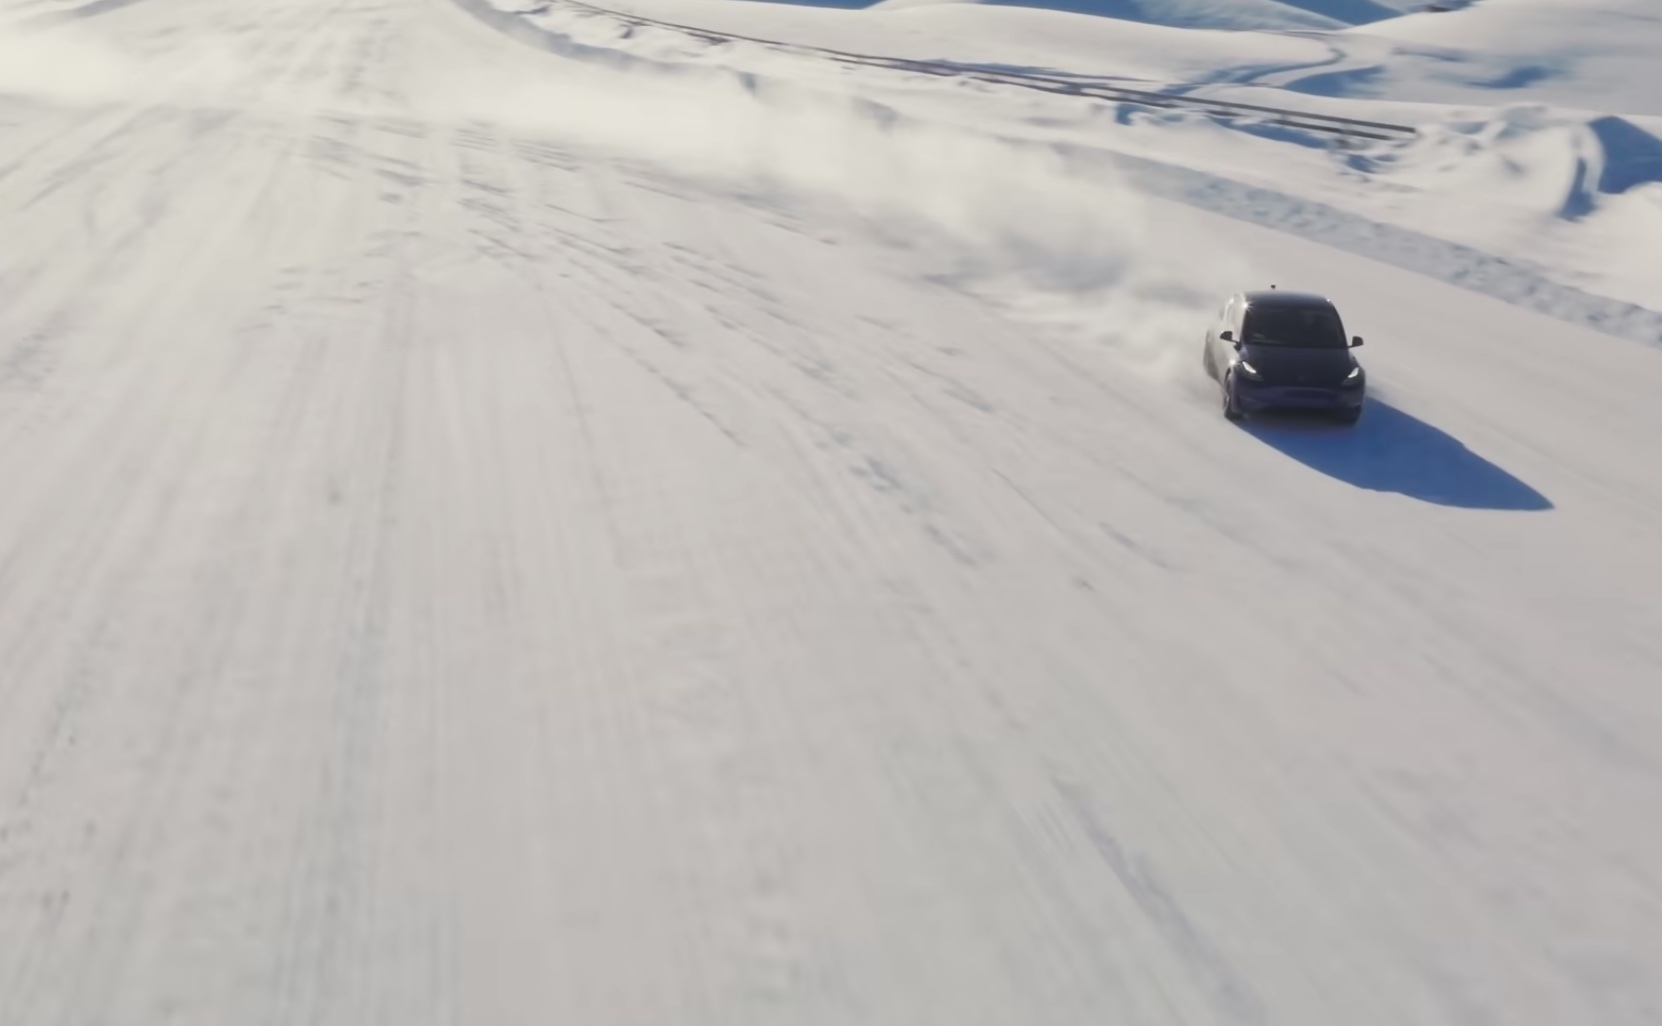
[1,0,1660,1024]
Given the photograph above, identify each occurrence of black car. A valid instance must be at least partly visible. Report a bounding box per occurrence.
[1202,289,1366,425]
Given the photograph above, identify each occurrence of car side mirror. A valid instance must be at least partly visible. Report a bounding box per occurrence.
[1350,336,1364,347]
[1219,330,1234,342]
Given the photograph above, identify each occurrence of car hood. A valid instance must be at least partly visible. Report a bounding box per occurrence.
[1243,344,1356,386]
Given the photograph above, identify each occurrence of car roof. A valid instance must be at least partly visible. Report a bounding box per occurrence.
[1240,289,1335,309]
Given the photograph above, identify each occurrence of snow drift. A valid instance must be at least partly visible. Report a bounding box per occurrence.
[424,7,1254,374]
[1352,105,1662,222]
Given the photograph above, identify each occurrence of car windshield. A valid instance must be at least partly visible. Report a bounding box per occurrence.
[1242,306,1347,348]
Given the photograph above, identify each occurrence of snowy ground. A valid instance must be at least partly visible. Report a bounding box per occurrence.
[1,0,1661,1023]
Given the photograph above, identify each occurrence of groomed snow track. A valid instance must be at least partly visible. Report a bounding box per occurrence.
[1,0,1660,1024]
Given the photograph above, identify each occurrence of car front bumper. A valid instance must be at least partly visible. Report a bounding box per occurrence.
[1236,380,1364,413]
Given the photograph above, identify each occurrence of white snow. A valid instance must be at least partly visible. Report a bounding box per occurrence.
[1,0,1660,1023]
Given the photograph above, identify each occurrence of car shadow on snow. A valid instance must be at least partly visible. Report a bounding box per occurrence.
[1240,399,1553,511]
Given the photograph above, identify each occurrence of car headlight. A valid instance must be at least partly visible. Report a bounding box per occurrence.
[1343,366,1362,382]
[1236,360,1262,380]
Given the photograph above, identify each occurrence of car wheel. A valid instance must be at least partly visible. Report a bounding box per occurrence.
[1221,372,1244,421]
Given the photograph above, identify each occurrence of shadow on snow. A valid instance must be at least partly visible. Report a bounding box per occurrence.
[1240,399,1552,511]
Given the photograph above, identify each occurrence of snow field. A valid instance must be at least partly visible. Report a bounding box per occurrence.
[0,0,1660,1023]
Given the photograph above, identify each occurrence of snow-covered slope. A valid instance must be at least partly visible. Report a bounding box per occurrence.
[1195,0,1662,119]
[1,0,1660,1023]
[500,0,1662,309]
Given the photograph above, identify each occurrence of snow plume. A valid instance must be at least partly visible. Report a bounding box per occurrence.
[0,3,1243,383]
[420,57,1248,382]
